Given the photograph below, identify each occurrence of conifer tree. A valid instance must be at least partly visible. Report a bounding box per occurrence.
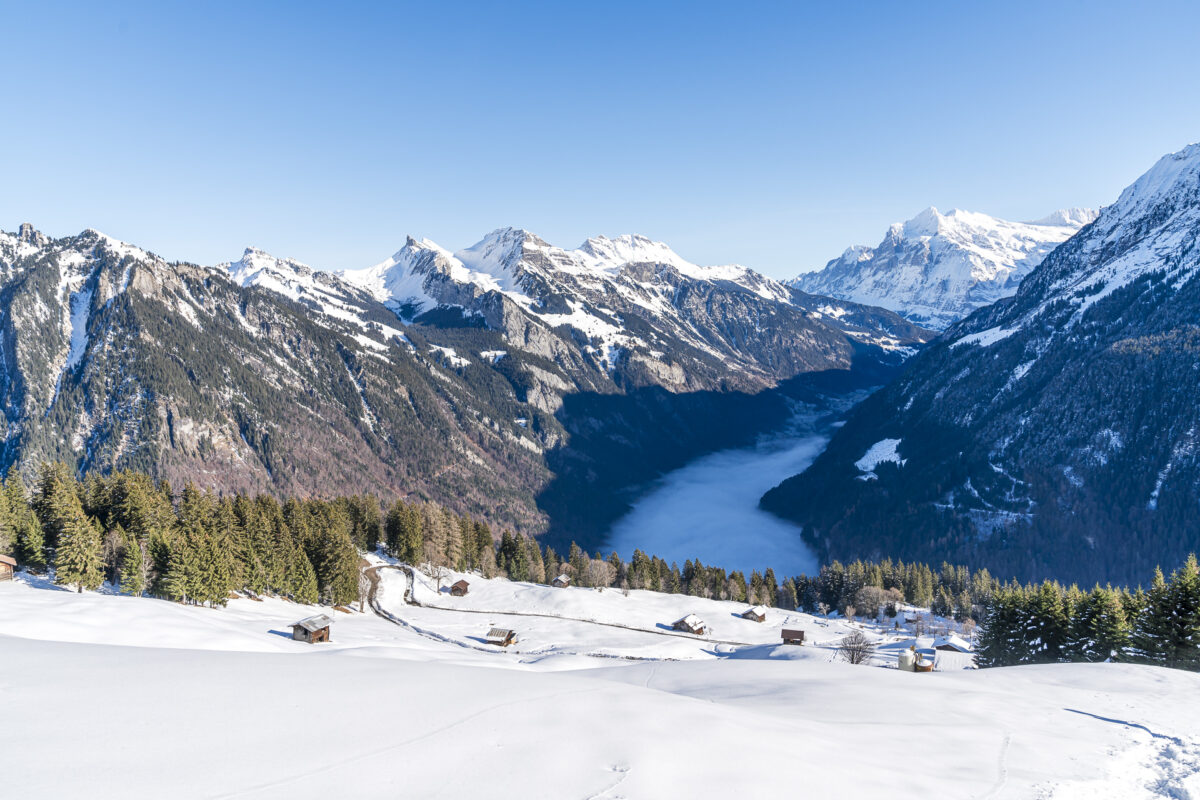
[6,466,45,571]
[120,528,149,597]
[1066,586,1129,662]
[1129,567,1170,665]
[54,509,103,592]
[1158,555,1200,670]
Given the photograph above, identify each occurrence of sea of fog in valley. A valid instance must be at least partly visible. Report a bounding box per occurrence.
[606,413,832,578]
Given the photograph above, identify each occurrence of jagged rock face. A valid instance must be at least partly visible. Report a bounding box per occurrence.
[790,207,1096,330]
[0,223,930,537]
[761,144,1200,586]
[341,227,933,393]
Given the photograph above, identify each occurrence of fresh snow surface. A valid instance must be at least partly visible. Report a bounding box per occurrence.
[63,285,93,371]
[951,325,1019,349]
[855,438,904,477]
[2,570,1199,798]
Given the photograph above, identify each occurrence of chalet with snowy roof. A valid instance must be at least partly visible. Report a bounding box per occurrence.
[485,628,517,647]
[0,554,16,581]
[933,634,973,653]
[672,614,706,635]
[551,574,570,588]
[741,605,768,622]
[781,629,805,645]
[450,579,470,597]
[290,614,333,644]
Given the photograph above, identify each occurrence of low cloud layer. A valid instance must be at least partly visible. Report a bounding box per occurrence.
[606,432,825,578]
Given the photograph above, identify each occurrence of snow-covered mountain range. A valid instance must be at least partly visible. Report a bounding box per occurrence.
[0,221,928,539]
[763,142,1200,585]
[790,206,1096,329]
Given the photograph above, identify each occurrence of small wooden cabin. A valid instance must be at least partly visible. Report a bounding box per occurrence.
[291,614,333,644]
[450,579,470,597]
[934,634,973,653]
[672,614,706,635]
[0,554,16,582]
[485,627,517,647]
[781,629,805,646]
[741,605,768,623]
[551,574,570,588]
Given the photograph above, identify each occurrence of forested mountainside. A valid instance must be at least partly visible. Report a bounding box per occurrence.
[762,143,1200,586]
[791,207,1095,330]
[0,223,929,540]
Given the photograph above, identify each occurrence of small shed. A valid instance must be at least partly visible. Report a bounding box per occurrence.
[672,614,706,635]
[0,554,15,582]
[450,579,470,597]
[551,574,570,588]
[781,628,805,645]
[741,605,768,622]
[933,634,973,653]
[485,627,517,647]
[290,614,333,644]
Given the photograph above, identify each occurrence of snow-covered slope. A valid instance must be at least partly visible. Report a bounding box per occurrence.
[791,206,1096,329]
[2,572,1198,798]
[340,226,927,381]
[763,143,1200,586]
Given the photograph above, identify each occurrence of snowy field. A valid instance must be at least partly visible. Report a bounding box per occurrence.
[2,568,1199,798]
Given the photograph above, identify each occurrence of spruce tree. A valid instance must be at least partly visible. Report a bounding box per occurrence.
[1129,567,1170,665]
[6,467,45,571]
[54,511,103,593]
[1159,555,1200,670]
[120,529,147,597]
[1069,586,1129,663]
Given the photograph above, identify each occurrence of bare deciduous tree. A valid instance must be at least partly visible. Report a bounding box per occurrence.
[422,561,451,592]
[357,568,372,612]
[838,631,876,666]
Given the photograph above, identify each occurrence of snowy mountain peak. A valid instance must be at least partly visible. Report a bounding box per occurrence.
[224,247,315,287]
[577,233,691,271]
[900,206,945,237]
[1028,207,1099,227]
[793,206,1093,329]
[1104,142,1200,222]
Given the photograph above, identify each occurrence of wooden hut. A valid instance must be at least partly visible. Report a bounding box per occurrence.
[0,554,15,581]
[290,614,333,644]
[933,634,973,653]
[450,579,470,597]
[741,605,768,622]
[485,627,517,647]
[551,574,570,588]
[781,629,805,645]
[672,614,706,635]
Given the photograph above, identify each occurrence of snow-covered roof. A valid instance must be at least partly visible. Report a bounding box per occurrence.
[675,614,704,628]
[553,574,570,584]
[744,606,768,617]
[933,634,973,653]
[486,628,514,642]
[292,614,334,633]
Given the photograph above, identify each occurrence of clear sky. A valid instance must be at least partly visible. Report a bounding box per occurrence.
[3,1,1199,278]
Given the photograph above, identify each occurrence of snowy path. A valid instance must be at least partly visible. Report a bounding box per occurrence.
[363,563,761,653]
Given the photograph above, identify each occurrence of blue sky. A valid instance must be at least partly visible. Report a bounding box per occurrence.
[3,1,1199,278]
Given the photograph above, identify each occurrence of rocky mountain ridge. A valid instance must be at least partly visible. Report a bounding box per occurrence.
[0,222,930,541]
[762,143,1200,585]
[791,206,1096,330]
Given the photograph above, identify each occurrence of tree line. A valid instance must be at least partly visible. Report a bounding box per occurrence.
[976,556,1200,671]
[3,462,1197,672]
